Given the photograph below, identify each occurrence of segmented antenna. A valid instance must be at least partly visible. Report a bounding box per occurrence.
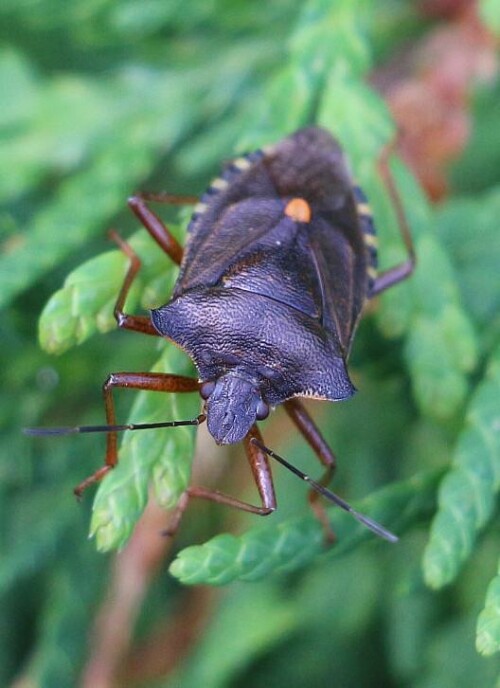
[24,416,396,542]
[251,438,398,543]
[23,414,206,436]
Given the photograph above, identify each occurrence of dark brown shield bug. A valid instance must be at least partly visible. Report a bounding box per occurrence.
[26,127,415,542]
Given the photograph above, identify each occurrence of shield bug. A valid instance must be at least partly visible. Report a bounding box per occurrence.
[26,127,415,542]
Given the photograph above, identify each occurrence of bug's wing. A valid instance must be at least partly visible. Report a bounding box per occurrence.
[260,127,370,354]
[174,126,370,355]
[174,152,284,296]
[310,212,369,356]
[175,127,352,299]
[175,195,285,296]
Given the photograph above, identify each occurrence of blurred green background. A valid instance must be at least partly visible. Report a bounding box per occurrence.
[1,1,500,686]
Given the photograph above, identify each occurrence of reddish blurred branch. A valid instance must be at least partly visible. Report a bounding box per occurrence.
[79,500,177,688]
[373,3,498,199]
[119,587,215,687]
[79,427,225,688]
[79,499,214,688]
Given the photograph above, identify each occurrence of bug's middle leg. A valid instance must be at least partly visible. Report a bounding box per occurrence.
[164,424,277,538]
[284,398,337,541]
[110,231,160,336]
[73,372,200,497]
[111,192,197,336]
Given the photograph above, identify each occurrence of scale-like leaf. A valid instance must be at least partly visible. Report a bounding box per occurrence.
[291,0,373,77]
[404,304,477,420]
[480,0,500,35]
[0,130,160,309]
[0,487,78,595]
[237,0,373,150]
[423,342,500,588]
[6,2,500,687]
[437,186,500,328]
[90,345,198,551]
[22,542,103,687]
[38,229,181,354]
[0,42,278,309]
[476,558,500,656]
[169,469,441,586]
[319,67,478,420]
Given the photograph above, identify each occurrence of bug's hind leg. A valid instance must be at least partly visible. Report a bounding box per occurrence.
[369,138,416,296]
[73,372,200,497]
[284,399,337,543]
[164,424,276,538]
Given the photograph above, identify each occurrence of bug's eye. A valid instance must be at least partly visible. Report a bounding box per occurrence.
[200,381,216,399]
[256,400,269,421]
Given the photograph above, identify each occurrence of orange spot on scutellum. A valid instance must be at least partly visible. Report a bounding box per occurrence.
[284,197,311,223]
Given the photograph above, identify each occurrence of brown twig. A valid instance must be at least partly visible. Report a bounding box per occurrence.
[79,499,176,688]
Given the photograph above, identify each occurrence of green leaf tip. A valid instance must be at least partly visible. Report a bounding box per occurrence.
[38,229,182,355]
[476,564,500,656]
[479,0,500,36]
[169,519,324,587]
[89,345,197,552]
[423,343,500,589]
[39,250,130,355]
[169,469,441,586]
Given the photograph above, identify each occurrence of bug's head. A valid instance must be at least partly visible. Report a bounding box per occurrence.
[200,373,269,445]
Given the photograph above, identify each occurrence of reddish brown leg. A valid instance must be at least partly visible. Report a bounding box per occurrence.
[284,399,336,474]
[127,194,194,266]
[164,424,276,537]
[74,372,200,497]
[284,398,337,542]
[110,231,160,336]
[110,192,196,335]
[136,191,199,206]
[370,139,416,296]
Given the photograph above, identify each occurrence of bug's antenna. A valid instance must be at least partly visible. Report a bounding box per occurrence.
[251,438,398,543]
[24,414,206,437]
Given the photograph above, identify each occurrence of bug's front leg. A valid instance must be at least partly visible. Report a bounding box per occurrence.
[164,424,276,538]
[284,398,337,542]
[73,372,200,497]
